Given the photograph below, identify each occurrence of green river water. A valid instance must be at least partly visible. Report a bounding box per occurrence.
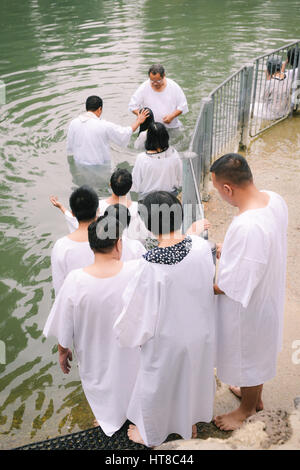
[0,0,300,449]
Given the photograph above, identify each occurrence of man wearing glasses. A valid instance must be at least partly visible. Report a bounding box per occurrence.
[128,64,188,130]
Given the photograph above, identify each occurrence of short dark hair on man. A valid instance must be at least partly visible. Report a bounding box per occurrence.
[287,47,300,68]
[86,95,103,112]
[104,204,131,228]
[210,153,253,186]
[69,185,99,222]
[110,168,132,196]
[88,215,122,254]
[139,191,183,235]
[145,122,169,152]
[148,64,165,77]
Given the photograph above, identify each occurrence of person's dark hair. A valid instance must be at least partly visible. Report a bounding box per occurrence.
[110,168,132,196]
[145,122,169,152]
[86,95,103,112]
[287,47,300,68]
[139,191,183,235]
[138,107,154,135]
[88,215,122,254]
[210,153,253,186]
[104,204,131,228]
[69,185,99,222]
[148,64,165,77]
[267,56,282,76]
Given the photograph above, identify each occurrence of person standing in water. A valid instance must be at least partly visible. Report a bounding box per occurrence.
[131,122,182,200]
[67,95,149,165]
[128,64,188,131]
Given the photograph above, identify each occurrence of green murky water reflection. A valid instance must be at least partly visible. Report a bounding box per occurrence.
[1,0,300,449]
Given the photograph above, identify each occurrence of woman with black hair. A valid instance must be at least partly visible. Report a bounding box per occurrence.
[114,191,215,447]
[131,122,182,200]
[133,107,154,150]
[44,214,141,439]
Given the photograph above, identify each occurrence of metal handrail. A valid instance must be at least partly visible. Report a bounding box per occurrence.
[182,40,300,229]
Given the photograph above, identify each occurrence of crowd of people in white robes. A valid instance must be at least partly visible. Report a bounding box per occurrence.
[43,62,289,447]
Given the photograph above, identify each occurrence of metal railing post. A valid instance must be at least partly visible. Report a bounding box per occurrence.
[181,154,198,234]
[294,44,300,112]
[199,97,214,201]
[238,64,254,150]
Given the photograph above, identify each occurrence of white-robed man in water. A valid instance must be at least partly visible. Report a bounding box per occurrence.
[43,214,141,436]
[113,191,216,447]
[128,64,188,131]
[67,95,149,165]
[211,153,288,431]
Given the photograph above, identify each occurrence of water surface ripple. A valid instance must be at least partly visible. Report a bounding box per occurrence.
[0,0,299,449]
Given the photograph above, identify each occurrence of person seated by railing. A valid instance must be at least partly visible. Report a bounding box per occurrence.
[253,55,291,121]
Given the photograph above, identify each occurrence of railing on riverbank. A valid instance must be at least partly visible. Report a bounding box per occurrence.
[182,40,300,227]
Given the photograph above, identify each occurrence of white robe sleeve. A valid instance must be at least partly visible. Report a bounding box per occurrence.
[218,222,270,309]
[51,241,66,296]
[131,155,143,193]
[105,121,132,148]
[43,273,75,349]
[64,210,79,233]
[174,82,189,114]
[114,261,161,348]
[128,83,145,112]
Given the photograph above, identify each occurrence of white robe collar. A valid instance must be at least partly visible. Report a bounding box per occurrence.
[78,111,99,122]
[143,236,192,265]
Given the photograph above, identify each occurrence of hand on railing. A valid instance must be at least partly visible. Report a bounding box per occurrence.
[186,218,211,236]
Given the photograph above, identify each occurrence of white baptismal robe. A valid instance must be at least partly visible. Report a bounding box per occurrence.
[51,236,94,296]
[128,78,188,129]
[216,191,288,387]
[51,233,146,295]
[114,235,216,447]
[131,147,182,198]
[67,112,132,165]
[43,263,140,436]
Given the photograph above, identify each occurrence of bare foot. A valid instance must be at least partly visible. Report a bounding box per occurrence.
[214,407,256,431]
[229,385,242,398]
[192,424,197,438]
[93,419,99,427]
[229,386,264,411]
[127,424,146,445]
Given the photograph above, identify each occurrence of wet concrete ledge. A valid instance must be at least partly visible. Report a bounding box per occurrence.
[155,397,300,450]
